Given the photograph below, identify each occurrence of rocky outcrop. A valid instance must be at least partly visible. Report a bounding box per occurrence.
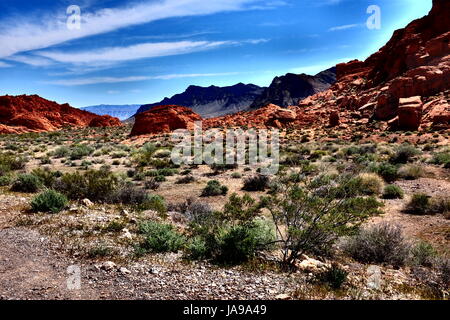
[293,0,450,131]
[0,95,122,134]
[398,96,423,130]
[89,115,123,128]
[130,105,202,136]
[204,104,308,130]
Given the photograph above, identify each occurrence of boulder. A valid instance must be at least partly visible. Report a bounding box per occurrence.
[398,96,423,130]
[329,111,340,127]
[130,105,202,136]
[89,115,122,128]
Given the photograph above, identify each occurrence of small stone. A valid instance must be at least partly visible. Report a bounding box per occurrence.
[119,267,131,275]
[81,198,94,208]
[275,293,290,300]
[100,261,116,271]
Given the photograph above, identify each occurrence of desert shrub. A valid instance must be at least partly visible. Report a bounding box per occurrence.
[31,189,68,213]
[31,168,60,188]
[51,146,70,158]
[231,172,242,179]
[409,241,437,267]
[0,175,13,186]
[372,162,398,182]
[186,236,209,260]
[133,143,157,167]
[111,184,149,206]
[398,164,424,180]
[242,174,270,191]
[69,144,94,160]
[55,169,118,202]
[0,152,27,173]
[214,219,276,264]
[186,194,274,264]
[357,173,384,195]
[175,175,195,184]
[201,180,228,197]
[390,144,420,164]
[263,176,383,266]
[343,223,410,267]
[138,222,185,253]
[144,178,160,190]
[316,263,348,289]
[429,196,450,215]
[139,194,167,214]
[11,174,42,193]
[404,193,431,215]
[210,163,238,173]
[431,152,450,166]
[382,185,404,199]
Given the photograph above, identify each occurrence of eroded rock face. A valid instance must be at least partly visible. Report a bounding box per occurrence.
[398,96,423,130]
[204,104,301,130]
[0,95,122,134]
[89,115,123,128]
[293,0,450,132]
[130,105,202,136]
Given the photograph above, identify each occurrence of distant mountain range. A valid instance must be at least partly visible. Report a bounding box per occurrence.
[81,104,142,120]
[250,67,336,109]
[82,67,336,120]
[136,83,265,118]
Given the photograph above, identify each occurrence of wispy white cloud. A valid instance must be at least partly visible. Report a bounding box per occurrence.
[0,0,269,58]
[6,55,54,67]
[0,61,12,68]
[37,40,234,65]
[45,72,242,86]
[328,24,360,32]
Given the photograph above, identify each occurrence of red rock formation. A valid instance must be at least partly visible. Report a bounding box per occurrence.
[89,115,123,128]
[398,96,423,130]
[130,105,202,136]
[294,0,450,131]
[204,104,302,130]
[0,95,122,134]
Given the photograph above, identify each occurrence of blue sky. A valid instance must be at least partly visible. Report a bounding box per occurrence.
[0,0,432,108]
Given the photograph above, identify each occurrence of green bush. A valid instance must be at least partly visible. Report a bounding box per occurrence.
[214,219,275,264]
[431,152,450,166]
[398,165,424,180]
[0,152,27,172]
[357,173,384,195]
[31,189,68,213]
[390,144,420,164]
[382,185,404,199]
[69,144,94,160]
[201,180,228,197]
[0,175,13,187]
[242,175,270,191]
[316,263,348,289]
[139,222,185,253]
[11,174,42,193]
[186,236,209,260]
[405,193,431,215]
[51,146,70,158]
[55,169,118,202]
[429,196,450,215]
[409,241,436,267]
[373,162,398,182]
[343,223,410,267]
